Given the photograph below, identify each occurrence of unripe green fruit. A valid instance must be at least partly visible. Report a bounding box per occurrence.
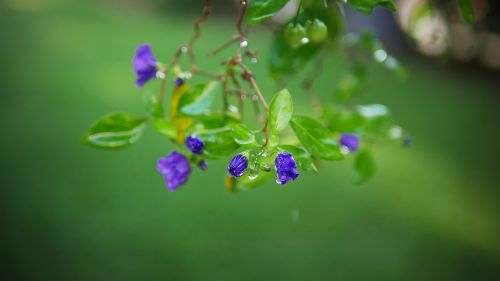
[306,19,328,43]
[284,23,307,48]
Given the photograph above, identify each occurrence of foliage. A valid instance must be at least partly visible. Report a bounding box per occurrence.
[84,0,475,191]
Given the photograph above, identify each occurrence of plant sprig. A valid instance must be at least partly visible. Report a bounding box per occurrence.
[84,0,475,192]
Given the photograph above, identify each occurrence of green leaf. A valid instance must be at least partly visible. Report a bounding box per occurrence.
[290,116,343,160]
[190,112,240,131]
[178,81,219,116]
[246,0,289,25]
[346,0,396,14]
[84,112,147,149]
[196,127,239,159]
[278,145,318,173]
[268,89,293,135]
[267,134,280,149]
[457,0,475,24]
[152,118,177,139]
[144,93,163,119]
[231,123,257,147]
[353,150,375,184]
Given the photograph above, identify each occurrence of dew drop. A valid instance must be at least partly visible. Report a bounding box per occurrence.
[229,105,239,113]
[156,71,166,79]
[180,46,188,53]
[301,37,310,44]
[240,40,248,48]
[262,164,271,172]
[181,71,192,79]
[251,57,258,64]
[390,126,402,139]
[340,145,350,155]
[373,49,387,63]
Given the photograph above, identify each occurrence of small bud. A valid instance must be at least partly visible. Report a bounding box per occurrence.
[185,135,205,155]
[284,23,307,48]
[305,19,328,43]
[339,133,360,152]
[175,77,184,87]
[227,154,248,177]
[198,160,208,170]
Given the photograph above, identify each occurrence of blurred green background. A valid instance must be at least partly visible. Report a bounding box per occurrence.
[1,0,500,280]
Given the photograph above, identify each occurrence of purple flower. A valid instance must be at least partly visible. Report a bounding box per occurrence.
[185,136,205,155]
[340,133,360,152]
[157,151,191,191]
[275,152,299,185]
[175,77,184,87]
[198,160,208,170]
[133,44,158,87]
[227,154,248,177]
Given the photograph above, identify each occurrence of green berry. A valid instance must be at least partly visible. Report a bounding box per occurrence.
[306,19,328,43]
[284,23,307,48]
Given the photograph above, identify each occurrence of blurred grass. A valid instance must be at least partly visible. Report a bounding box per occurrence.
[1,1,500,280]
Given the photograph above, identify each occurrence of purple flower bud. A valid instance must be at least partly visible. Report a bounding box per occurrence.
[227,154,248,177]
[185,136,205,155]
[157,151,191,191]
[175,77,184,87]
[339,133,360,152]
[198,160,208,170]
[133,44,158,87]
[275,152,299,185]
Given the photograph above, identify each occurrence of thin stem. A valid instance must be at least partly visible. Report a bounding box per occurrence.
[227,67,245,117]
[238,62,268,111]
[237,0,248,38]
[207,35,242,56]
[186,0,212,66]
[158,49,182,102]
[221,78,230,112]
[187,0,212,47]
[248,76,268,111]
[159,78,166,102]
[252,96,263,122]
[158,0,212,102]
[191,67,222,80]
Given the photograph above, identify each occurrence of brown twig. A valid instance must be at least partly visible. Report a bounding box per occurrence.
[158,0,272,147]
[158,0,212,101]
[238,62,268,111]
[191,67,222,80]
[207,35,242,56]
[227,67,245,117]
[237,0,248,38]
